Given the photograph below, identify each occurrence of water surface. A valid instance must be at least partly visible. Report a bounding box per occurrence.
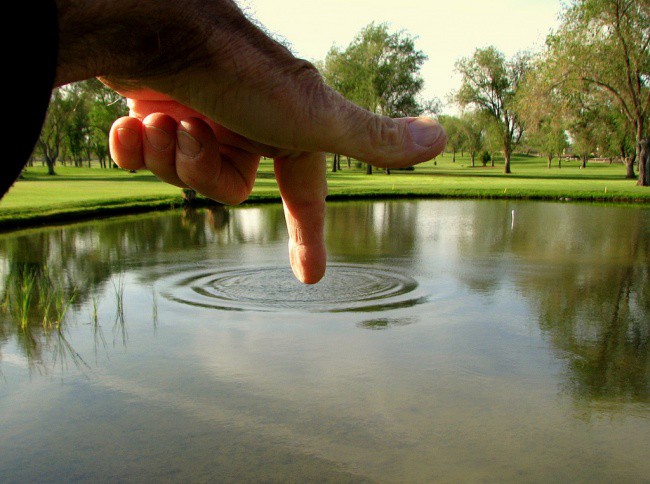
[0,200,648,482]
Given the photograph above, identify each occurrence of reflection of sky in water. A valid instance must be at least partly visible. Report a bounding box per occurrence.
[0,200,648,482]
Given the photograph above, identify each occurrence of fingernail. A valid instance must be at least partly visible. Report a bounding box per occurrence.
[177,130,202,158]
[116,128,140,149]
[144,125,173,151]
[408,118,446,148]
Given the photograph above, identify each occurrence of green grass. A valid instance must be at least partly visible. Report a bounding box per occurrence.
[1,154,648,228]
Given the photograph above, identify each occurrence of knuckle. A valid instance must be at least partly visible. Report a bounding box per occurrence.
[369,116,407,151]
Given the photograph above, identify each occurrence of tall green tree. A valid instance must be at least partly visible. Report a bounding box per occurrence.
[545,0,650,186]
[323,23,427,174]
[455,46,530,174]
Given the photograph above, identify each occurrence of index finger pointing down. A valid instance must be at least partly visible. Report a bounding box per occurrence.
[274,152,328,284]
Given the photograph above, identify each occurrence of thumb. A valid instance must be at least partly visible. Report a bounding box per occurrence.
[314,92,447,168]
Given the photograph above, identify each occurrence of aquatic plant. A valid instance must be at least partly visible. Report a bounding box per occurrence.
[112,273,127,346]
[1,264,77,335]
[152,286,159,331]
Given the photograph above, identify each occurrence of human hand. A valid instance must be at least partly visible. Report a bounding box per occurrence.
[55,0,446,283]
[109,90,328,284]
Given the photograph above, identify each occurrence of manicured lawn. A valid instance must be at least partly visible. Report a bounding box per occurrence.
[1,154,648,228]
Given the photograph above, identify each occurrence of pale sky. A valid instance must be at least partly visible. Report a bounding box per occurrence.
[237,0,564,113]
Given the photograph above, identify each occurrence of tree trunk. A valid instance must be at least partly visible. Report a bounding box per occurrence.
[547,154,552,169]
[581,155,587,169]
[39,141,57,175]
[385,168,391,175]
[346,156,351,168]
[625,157,636,179]
[331,153,338,173]
[452,149,456,163]
[470,153,475,167]
[504,145,511,174]
[45,156,56,175]
[638,137,649,187]
[366,163,372,175]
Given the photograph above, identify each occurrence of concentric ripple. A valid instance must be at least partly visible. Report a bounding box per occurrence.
[161,263,426,313]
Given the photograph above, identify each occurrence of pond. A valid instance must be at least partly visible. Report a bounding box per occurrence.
[0,199,648,482]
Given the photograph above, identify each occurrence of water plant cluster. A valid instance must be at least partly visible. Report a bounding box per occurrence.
[1,264,76,333]
[0,257,161,373]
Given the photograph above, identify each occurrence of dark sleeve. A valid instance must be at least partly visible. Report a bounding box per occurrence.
[0,0,58,198]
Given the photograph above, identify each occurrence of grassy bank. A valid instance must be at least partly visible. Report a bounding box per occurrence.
[1,154,648,229]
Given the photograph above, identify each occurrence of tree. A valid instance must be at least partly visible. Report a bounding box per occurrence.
[516,60,569,168]
[545,0,650,186]
[460,111,485,167]
[599,109,636,166]
[531,121,569,168]
[564,88,623,169]
[483,119,503,168]
[323,23,427,174]
[36,81,127,174]
[455,46,530,174]
[84,79,128,168]
[571,114,599,169]
[38,90,72,175]
[438,115,464,162]
[63,83,92,167]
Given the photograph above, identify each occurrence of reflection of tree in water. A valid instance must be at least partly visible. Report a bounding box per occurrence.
[457,202,649,407]
[547,264,649,406]
[0,202,422,371]
[326,201,419,260]
[0,206,240,371]
[0,263,85,373]
[534,218,649,407]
